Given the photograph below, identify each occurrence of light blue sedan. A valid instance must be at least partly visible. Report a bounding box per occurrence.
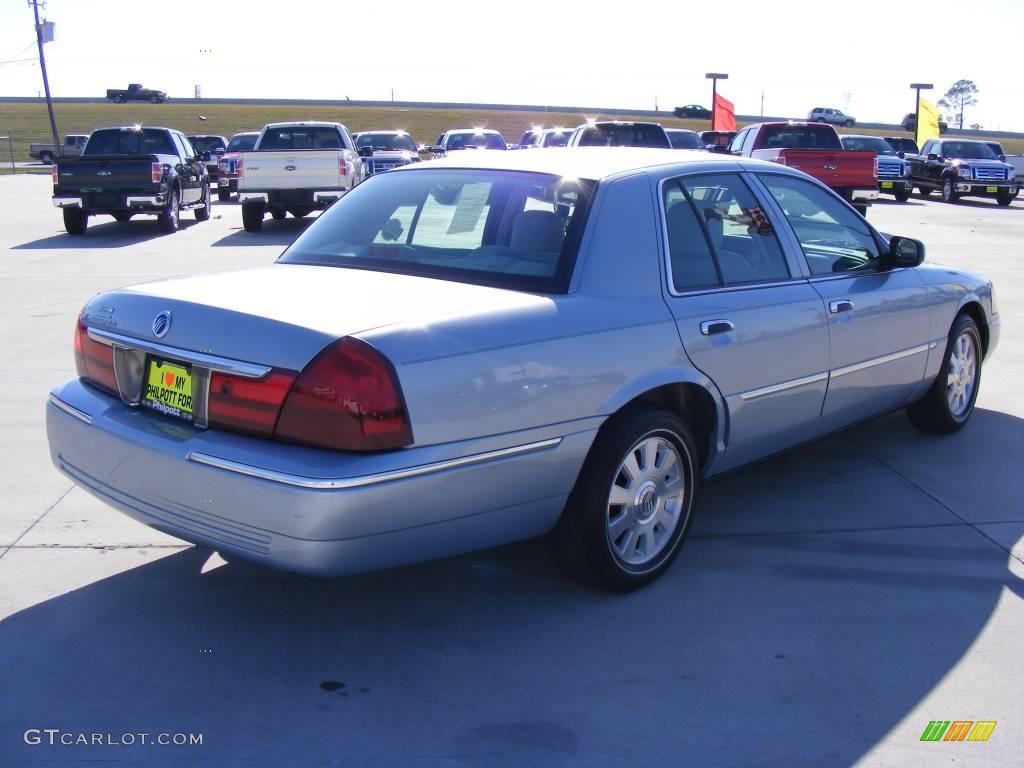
[46,148,999,591]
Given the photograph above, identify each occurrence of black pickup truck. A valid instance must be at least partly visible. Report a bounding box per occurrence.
[909,138,1018,206]
[106,84,168,103]
[52,126,211,234]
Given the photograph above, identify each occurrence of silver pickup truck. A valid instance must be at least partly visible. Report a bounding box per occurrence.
[237,121,363,232]
[30,134,89,164]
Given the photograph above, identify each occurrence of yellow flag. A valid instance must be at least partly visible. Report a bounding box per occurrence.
[916,97,941,148]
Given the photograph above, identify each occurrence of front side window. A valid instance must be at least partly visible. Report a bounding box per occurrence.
[758,174,879,276]
[281,169,595,292]
[941,142,997,160]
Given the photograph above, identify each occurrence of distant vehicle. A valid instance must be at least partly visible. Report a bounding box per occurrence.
[187,135,228,190]
[566,121,671,149]
[808,108,855,127]
[908,138,1017,205]
[106,84,168,104]
[701,130,736,153]
[51,126,210,235]
[216,131,259,201]
[30,134,89,164]
[673,105,711,119]
[513,129,538,149]
[883,137,919,156]
[430,129,508,157]
[728,121,877,214]
[901,113,949,134]
[351,131,422,175]
[665,128,706,151]
[516,128,571,149]
[237,121,364,231]
[841,134,913,202]
[1001,149,1024,182]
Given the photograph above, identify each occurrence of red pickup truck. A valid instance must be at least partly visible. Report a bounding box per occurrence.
[728,122,878,213]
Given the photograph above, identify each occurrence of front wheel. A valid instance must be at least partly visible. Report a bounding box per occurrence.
[548,406,699,592]
[157,189,180,233]
[996,189,1013,207]
[941,177,959,204]
[194,185,211,221]
[894,188,911,203]
[906,314,982,434]
[62,208,87,235]
[844,120,854,127]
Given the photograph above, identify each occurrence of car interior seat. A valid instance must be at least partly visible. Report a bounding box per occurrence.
[510,211,565,254]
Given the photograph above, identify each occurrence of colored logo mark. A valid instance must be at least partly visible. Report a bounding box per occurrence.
[920,720,996,742]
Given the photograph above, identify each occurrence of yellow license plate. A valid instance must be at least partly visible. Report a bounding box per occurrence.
[143,359,194,421]
[881,181,894,189]
[986,186,998,193]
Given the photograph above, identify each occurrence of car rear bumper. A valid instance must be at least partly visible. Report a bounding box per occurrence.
[47,379,592,577]
[850,188,880,202]
[52,193,167,212]
[238,189,348,208]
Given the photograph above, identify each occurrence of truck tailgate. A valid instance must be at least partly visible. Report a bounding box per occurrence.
[754,149,876,189]
[54,155,156,193]
[238,150,344,191]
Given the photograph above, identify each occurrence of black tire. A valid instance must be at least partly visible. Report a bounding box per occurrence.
[918,186,932,197]
[288,207,313,218]
[941,176,959,204]
[548,406,699,592]
[111,212,132,223]
[906,314,982,434]
[270,209,287,220]
[157,188,180,233]
[116,94,126,104]
[62,208,87,235]
[150,94,160,104]
[39,151,54,165]
[996,189,1013,207]
[217,188,230,202]
[195,185,211,221]
[241,202,264,232]
[853,203,869,217]
[894,188,911,203]
[844,120,854,128]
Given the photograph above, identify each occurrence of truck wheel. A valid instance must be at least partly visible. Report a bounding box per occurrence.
[63,208,88,235]
[157,189,180,233]
[941,177,959,204]
[195,185,211,221]
[241,203,264,232]
[996,189,1013,207]
[39,151,54,165]
[111,212,132,223]
[844,120,854,128]
[270,209,287,220]
[894,188,911,202]
[217,188,231,202]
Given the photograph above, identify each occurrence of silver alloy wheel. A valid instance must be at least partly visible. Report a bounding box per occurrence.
[606,434,686,566]
[946,331,977,418]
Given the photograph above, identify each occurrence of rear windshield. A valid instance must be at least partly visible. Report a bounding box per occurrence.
[576,124,670,148]
[226,134,258,152]
[885,138,918,154]
[188,136,226,152]
[942,142,997,160]
[518,132,537,146]
[760,125,842,150]
[667,130,705,150]
[355,133,417,152]
[259,126,346,150]
[84,128,175,156]
[840,136,896,155]
[447,132,507,150]
[280,169,596,293]
[542,131,569,147]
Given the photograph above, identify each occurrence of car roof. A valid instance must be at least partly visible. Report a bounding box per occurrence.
[262,121,346,129]
[665,128,699,134]
[399,146,787,182]
[840,134,884,141]
[356,129,409,135]
[446,128,502,135]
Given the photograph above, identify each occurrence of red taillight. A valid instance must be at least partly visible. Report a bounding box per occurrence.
[275,338,412,451]
[52,164,58,184]
[208,370,296,438]
[74,318,118,396]
[339,156,347,178]
[237,157,243,179]
[151,162,163,184]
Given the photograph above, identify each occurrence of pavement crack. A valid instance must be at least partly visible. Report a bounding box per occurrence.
[0,484,75,561]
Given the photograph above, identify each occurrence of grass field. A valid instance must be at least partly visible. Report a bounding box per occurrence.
[1,100,1021,169]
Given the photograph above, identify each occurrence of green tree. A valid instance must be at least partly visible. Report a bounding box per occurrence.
[939,80,979,129]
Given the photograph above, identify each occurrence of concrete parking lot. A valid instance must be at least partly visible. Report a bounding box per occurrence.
[0,174,1021,767]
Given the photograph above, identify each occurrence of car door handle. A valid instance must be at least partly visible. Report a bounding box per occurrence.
[829,300,854,314]
[700,319,735,336]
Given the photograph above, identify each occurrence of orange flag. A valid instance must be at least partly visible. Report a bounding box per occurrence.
[713,93,736,132]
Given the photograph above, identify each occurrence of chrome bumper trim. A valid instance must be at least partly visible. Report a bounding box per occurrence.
[52,197,82,208]
[740,372,828,401]
[831,344,930,379]
[238,192,268,204]
[313,190,345,203]
[48,393,93,425]
[86,327,271,379]
[126,196,162,206]
[851,189,880,202]
[187,437,564,490]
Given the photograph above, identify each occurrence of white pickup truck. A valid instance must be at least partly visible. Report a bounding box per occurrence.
[237,121,363,232]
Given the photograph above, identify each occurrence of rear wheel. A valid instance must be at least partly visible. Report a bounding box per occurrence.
[241,202,264,231]
[548,406,699,592]
[907,314,982,434]
[844,120,854,127]
[996,189,1013,207]
[270,209,287,220]
[157,189,180,233]
[217,188,231,202]
[894,188,911,202]
[111,212,132,223]
[941,176,959,204]
[194,185,211,221]
[39,151,54,165]
[62,208,87,235]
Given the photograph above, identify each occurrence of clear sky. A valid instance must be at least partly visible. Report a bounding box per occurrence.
[2,0,1022,131]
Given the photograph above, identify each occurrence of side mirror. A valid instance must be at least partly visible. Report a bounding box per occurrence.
[897,150,905,159]
[885,236,925,269]
[998,154,1006,162]
[927,153,938,161]
[430,145,444,154]
[357,146,374,158]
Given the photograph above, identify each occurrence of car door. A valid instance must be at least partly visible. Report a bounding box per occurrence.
[172,133,203,204]
[661,172,830,473]
[753,173,930,430]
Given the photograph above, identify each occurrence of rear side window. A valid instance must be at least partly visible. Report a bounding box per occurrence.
[259,127,345,150]
[281,169,595,293]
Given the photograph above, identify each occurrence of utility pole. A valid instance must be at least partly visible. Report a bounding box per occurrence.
[760,91,764,117]
[31,0,60,155]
